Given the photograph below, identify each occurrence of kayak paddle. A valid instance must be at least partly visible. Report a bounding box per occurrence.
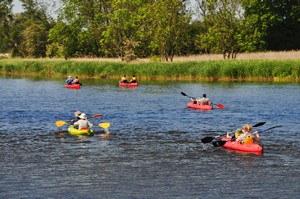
[91,114,103,118]
[181,92,224,109]
[257,125,282,133]
[181,92,193,99]
[98,122,111,138]
[201,122,266,143]
[212,125,283,147]
[56,120,68,127]
[98,122,110,129]
[213,103,225,109]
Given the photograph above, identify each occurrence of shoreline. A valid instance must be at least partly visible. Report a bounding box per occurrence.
[1,51,300,82]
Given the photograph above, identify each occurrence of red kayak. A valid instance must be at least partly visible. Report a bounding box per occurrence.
[221,138,263,154]
[187,101,213,110]
[119,82,138,87]
[65,84,80,89]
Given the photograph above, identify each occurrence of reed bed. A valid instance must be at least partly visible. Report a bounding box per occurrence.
[0,55,299,82]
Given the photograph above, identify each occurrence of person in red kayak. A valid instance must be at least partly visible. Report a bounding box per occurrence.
[235,124,260,144]
[120,75,128,83]
[72,76,79,84]
[129,75,137,83]
[191,94,212,105]
[226,128,242,139]
[66,76,73,85]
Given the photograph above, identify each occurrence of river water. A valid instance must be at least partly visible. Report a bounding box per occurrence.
[0,76,299,198]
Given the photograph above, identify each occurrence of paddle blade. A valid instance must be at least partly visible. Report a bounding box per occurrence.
[55,120,68,127]
[98,122,110,129]
[212,141,227,147]
[201,136,214,143]
[216,104,224,109]
[252,122,266,127]
[259,125,282,133]
[92,114,103,118]
[181,92,187,96]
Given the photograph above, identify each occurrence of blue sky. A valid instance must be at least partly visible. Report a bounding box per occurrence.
[12,0,24,13]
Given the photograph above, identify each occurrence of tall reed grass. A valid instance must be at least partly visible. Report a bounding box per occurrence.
[0,59,299,82]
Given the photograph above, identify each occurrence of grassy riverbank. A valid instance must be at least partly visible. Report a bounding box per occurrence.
[0,55,300,82]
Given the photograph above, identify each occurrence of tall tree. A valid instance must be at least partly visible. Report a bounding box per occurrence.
[194,0,269,59]
[8,0,55,57]
[100,0,146,59]
[244,0,300,51]
[146,0,191,61]
[195,0,244,59]
[0,0,13,53]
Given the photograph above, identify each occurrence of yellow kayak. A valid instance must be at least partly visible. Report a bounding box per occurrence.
[67,125,93,136]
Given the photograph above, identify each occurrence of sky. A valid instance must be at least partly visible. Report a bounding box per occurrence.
[12,0,61,18]
[12,0,24,13]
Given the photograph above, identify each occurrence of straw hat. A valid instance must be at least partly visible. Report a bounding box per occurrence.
[74,111,82,117]
[79,113,87,119]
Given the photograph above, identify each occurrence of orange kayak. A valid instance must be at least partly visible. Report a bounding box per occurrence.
[187,102,213,110]
[221,138,263,154]
[65,84,80,89]
[119,82,138,87]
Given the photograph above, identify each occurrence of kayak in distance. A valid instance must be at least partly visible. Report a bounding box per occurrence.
[218,138,263,154]
[119,82,138,88]
[187,101,213,110]
[68,125,93,136]
[65,84,80,89]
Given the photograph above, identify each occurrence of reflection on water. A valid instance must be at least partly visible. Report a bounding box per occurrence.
[0,77,299,198]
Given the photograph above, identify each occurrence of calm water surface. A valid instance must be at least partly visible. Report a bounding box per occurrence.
[0,77,299,198]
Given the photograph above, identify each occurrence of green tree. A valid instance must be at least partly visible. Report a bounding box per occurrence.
[0,0,13,53]
[54,0,113,57]
[8,0,55,57]
[195,0,246,59]
[146,0,191,61]
[47,21,79,59]
[100,0,145,59]
[22,22,47,57]
[243,0,300,51]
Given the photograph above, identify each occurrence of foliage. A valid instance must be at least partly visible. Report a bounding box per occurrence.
[243,0,300,51]
[1,59,299,82]
[195,0,259,59]
[0,0,14,53]
[0,0,299,59]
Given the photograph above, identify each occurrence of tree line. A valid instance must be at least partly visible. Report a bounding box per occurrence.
[0,0,299,61]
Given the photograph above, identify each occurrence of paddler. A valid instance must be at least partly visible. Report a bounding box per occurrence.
[120,75,128,83]
[191,94,212,105]
[66,76,73,85]
[74,113,93,130]
[235,124,260,144]
[226,128,242,139]
[129,75,137,83]
[70,111,82,126]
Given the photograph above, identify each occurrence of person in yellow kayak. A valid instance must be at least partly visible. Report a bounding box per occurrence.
[129,75,137,83]
[235,124,260,144]
[120,75,128,83]
[191,94,212,105]
[70,111,82,126]
[74,113,93,130]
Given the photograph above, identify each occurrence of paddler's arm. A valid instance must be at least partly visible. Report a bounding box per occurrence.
[253,131,261,142]
[226,132,232,138]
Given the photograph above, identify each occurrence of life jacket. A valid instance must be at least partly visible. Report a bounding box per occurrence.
[243,135,254,144]
[235,132,242,139]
